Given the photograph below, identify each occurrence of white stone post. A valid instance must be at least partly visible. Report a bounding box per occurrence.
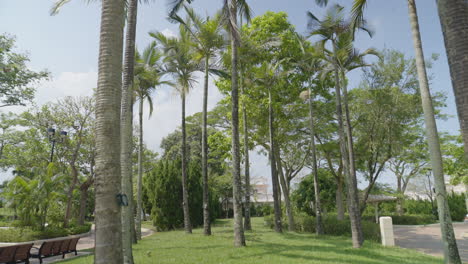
[379,216,395,246]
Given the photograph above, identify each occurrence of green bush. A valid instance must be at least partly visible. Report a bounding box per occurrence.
[448,192,467,222]
[0,224,91,242]
[265,213,381,242]
[361,214,436,225]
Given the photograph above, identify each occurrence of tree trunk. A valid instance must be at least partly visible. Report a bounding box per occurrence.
[436,0,468,157]
[268,89,282,233]
[181,92,192,234]
[94,0,125,262]
[275,151,294,231]
[407,1,461,263]
[241,70,252,231]
[335,176,345,220]
[64,164,79,227]
[135,97,144,240]
[229,0,246,247]
[308,88,323,235]
[202,56,211,235]
[396,176,404,216]
[78,178,93,225]
[333,65,363,247]
[121,0,138,261]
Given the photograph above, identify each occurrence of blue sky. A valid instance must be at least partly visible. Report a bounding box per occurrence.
[0,0,460,187]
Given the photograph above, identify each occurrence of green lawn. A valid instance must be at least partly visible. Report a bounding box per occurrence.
[59,218,441,264]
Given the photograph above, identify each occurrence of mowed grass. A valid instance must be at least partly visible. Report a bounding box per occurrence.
[59,217,441,264]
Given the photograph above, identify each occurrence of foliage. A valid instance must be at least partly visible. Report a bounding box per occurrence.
[61,218,442,264]
[143,159,221,231]
[447,191,467,222]
[0,34,49,108]
[0,223,91,242]
[291,168,337,215]
[265,213,381,242]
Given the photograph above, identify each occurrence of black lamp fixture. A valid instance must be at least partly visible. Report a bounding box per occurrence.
[47,127,68,162]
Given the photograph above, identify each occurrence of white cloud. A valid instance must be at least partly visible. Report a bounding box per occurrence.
[160,28,177,38]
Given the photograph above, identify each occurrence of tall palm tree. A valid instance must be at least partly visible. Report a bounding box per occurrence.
[407,1,461,263]
[93,0,125,262]
[172,8,225,235]
[297,35,324,235]
[220,0,252,246]
[121,0,138,262]
[436,0,468,158]
[322,1,462,261]
[133,42,170,239]
[307,4,370,247]
[151,27,199,234]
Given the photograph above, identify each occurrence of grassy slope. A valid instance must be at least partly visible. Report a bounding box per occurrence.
[59,217,441,264]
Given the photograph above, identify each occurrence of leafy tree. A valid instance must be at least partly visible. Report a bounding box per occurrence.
[0,34,48,108]
[292,169,337,216]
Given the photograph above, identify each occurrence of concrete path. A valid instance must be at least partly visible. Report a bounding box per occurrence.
[394,222,468,262]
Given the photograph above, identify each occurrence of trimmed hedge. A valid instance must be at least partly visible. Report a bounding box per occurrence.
[0,223,91,242]
[264,213,381,242]
[361,214,437,225]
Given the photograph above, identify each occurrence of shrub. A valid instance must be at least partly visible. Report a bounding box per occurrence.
[0,224,91,242]
[361,214,436,225]
[448,192,467,222]
[265,213,381,242]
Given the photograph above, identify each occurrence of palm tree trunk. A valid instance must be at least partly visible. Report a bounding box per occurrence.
[333,65,363,247]
[229,0,246,247]
[121,0,138,261]
[340,70,363,246]
[181,92,192,234]
[241,78,252,231]
[94,0,125,262]
[268,88,283,233]
[275,150,294,231]
[436,0,468,157]
[136,97,144,240]
[202,56,211,236]
[308,88,323,235]
[407,1,461,262]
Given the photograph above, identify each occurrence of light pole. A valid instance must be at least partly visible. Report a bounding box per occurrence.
[47,127,67,163]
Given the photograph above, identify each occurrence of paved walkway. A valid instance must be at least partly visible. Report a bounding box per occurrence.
[394,222,468,262]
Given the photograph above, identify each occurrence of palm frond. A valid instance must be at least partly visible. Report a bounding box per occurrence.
[50,0,72,15]
[350,0,368,37]
[167,0,193,17]
[314,0,329,7]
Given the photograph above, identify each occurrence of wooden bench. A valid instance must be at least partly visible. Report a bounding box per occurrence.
[31,237,80,264]
[0,243,34,264]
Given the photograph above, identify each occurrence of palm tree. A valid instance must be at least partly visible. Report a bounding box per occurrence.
[221,0,252,246]
[121,0,138,262]
[407,1,461,262]
[133,42,170,239]
[324,0,462,261]
[436,1,468,158]
[172,8,225,235]
[93,0,125,262]
[151,27,199,234]
[297,35,324,235]
[307,4,370,247]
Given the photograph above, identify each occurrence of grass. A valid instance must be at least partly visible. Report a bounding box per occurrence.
[58,217,442,264]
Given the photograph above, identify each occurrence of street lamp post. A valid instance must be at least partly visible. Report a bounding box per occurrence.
[47,127,67,163]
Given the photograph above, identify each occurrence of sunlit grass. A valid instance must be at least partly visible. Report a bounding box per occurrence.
[59,217,441,264]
